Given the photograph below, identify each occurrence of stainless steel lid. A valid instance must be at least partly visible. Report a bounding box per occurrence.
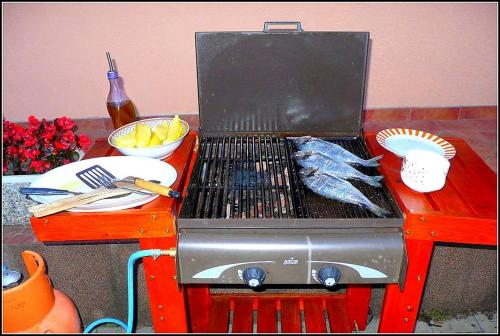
[195,22,370,137]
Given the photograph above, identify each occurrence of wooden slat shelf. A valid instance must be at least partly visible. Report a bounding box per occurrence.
[204,294,353,333]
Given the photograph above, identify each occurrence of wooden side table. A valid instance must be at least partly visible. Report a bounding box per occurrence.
[31,131,199,333]
[364,132,497,332]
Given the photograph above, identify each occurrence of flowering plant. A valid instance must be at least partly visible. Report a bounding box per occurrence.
[3,116,91,175]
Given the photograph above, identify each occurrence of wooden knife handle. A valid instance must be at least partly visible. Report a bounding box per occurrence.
[134,178,180,198]
[29,187,130,217]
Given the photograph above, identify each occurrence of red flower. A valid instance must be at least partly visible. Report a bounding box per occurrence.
[3,116,90,175]
[54,140,69,150]
[62,130,75,143]
[10,124,25,142]
[6,146,18,157]
[28,115,40,127]
[56,117,76,130]
[77,133,91,149]
[42,123,57,142]
[30,160,44,173]
[23,134,38,147]
[23,148,40,159]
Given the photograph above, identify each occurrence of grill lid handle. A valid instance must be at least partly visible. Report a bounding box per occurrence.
[263,21,303,33]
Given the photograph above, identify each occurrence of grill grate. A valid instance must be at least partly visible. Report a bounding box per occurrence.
[180,135,399,220]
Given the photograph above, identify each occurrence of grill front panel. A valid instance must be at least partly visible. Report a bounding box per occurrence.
[178,228,406,285]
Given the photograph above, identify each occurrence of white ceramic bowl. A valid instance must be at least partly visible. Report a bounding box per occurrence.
[400,149,450,193]
[108,117,189,159]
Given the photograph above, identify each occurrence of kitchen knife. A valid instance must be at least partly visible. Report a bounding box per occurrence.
[28,187,131,217]
[19,187,83,196]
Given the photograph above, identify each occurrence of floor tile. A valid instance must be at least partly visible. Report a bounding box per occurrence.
[474,312,498,333]
[411,107,460,120]
[414,320,436,333]
[363,120,414,131]
[484,156,497,173]
[364,108,411,121]
[409,120,442,132]
[460,106,497,120]
[88,314,498,333]
[433,119,497,131]
[90,325,154,333]
[360,316,379,333]
[429,315,485,333]
[437,128,482,140]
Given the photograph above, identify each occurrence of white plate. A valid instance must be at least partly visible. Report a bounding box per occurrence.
[29,156,177,212]
[376,128,456,159]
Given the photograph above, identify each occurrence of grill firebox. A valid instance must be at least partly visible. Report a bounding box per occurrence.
[180,135,401,221]
[177,135,406,287]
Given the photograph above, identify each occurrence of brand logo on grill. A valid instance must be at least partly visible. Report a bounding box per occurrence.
[283,258,299,265]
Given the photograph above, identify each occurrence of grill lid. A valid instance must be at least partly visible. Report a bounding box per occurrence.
[195,22,370,136]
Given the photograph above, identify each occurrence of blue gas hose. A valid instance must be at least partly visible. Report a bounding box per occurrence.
[83,249,165,333]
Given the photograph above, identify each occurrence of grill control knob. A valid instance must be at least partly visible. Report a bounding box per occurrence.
[242,267,266,288]
[318,266,341,287]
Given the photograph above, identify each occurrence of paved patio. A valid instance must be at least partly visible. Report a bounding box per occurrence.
[363,312,497,333]
[92,311,497,333]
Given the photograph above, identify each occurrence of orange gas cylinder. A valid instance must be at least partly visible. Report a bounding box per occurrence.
[2,250,82,333]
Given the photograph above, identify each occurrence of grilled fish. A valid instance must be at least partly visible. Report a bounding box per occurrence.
[299,167,392,218]
[293,150,384,187]
[288,136,383,167]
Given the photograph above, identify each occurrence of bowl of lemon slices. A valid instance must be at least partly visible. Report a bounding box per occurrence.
[108,116,189,159]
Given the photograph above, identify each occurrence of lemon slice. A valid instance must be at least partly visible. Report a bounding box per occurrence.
[148,133,162,147]
[136,123,152,148]
[153,123,169,142]
[115,130,137,148]
[165,115,184,143]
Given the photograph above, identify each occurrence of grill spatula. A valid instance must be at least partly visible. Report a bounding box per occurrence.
[76,165,180,198]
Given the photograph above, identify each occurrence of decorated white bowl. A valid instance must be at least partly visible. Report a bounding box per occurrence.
[108,117,189,159]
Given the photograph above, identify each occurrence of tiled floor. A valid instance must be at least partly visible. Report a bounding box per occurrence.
[363,118,497,172]
[91,312,497,333]
[362,312,497,334]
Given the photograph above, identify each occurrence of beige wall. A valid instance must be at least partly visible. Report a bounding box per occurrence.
[3,2,497,122]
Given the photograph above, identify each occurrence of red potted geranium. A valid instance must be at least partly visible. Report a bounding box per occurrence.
[3,115,91,175]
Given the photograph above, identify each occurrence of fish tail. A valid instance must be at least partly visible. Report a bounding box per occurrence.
[362,176,383,188]
[287,136,311,146]
[293,150,313,159]
[368,204,392,218]
[362,155,383,167]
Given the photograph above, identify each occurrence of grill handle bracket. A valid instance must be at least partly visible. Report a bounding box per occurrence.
[264,21,303,33]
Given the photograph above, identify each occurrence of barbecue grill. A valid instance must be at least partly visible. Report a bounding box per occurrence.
[178,22,407,291]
